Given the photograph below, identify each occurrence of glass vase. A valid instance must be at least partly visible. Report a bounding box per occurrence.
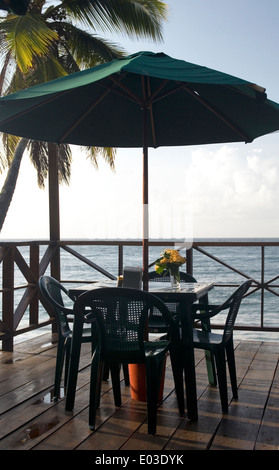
[169,266,180,290]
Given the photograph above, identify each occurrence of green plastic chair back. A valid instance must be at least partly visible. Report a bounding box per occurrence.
[39,275,72,338]
[73,287,177,434]
[191,279,253,412]
[39,275,92,400]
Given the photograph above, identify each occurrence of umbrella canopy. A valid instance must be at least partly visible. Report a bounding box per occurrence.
[0,51,279,146]
[1,51,279,287]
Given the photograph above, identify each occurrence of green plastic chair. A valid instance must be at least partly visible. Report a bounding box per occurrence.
[69,287,180,434]
[39,275,94,399]
[183,279,252,413]
[39,276,129,400]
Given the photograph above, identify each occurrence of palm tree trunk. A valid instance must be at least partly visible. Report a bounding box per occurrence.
[0,138,28,232]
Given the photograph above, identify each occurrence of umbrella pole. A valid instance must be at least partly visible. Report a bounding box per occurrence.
[48,142,60,281]
[142,104,149,291]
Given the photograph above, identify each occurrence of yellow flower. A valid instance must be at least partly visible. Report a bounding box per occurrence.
[154,249,186,271]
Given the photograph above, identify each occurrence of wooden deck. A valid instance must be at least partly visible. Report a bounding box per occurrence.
[0,333,279,452]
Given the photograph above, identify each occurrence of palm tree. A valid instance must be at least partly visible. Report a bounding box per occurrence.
[0,0,168,231]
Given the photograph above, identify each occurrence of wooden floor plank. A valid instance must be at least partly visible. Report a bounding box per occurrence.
[33,384,131,450]
[255,350,279,450]
[0,334,279,451]
[210,342,279,450]
[165,341,263,450]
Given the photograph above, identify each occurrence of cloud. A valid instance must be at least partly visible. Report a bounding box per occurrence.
[1,143,278,240]
[182,144,279,237]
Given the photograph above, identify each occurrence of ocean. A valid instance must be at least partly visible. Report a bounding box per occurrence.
[8,239,279,343]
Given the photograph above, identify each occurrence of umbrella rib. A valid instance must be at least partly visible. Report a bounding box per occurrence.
[0,89,72,127]
[151,81,187,104]
[109,75,142,105]
[148,79,170,102]
[107,75,166,147]
[57,88,112,143]
[108,75,169,109]
[183,85,252,142]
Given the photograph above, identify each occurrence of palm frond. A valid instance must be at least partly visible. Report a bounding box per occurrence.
[31,53,69,83]
[57,143,72,185]
[27,140,49,188]
[27,141,72,188]
[4,63,29,94]
[85,146,116,169]
[51,21,124,67]
[2,13,59,73]
[0,51,13,95]
[0,154,5,174]
[93,0,168,40]
[54,0,168,41]
[0,133,20,172]
[0,0,168,188]
[1,133,21,165]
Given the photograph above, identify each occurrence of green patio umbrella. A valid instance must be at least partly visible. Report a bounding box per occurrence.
[0,51,279,288]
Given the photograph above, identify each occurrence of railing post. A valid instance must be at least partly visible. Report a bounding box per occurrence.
[186,247,193,276]
[118,245,123,276]
[2,246,14,351]
[30,244,39,325]
[261,245,264,328]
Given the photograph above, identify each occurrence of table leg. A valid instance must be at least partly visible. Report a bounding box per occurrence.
[180,300,198,421]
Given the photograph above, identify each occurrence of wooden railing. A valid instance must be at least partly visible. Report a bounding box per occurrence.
[1,239,279,351]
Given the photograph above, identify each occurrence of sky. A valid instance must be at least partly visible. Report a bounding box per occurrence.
[1,0,279,241]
